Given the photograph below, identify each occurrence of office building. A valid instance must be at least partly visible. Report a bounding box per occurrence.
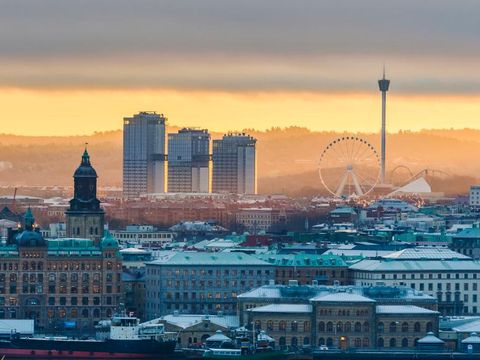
[123,112,167,198]
[212,134,256,194]
[167,128,210,193]
[145,251,273,318]
[470,185,480,211]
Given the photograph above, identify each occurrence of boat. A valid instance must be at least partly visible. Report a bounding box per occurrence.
[202,330,284,360]
[0,315,178,359]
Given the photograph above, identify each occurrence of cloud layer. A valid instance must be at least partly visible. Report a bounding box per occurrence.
[0,0,479,93]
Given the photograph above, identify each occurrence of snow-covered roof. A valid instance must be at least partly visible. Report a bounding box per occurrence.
[350,259,480,272]
[389,177,432,195]
[382,247,469,260]
[311,292,375,303]
[154,314,239,329]
[461,333,480,344]
[249,304,312,313]
[453,319,480,333]
[376,305,438,315]
[206,330,231,342]
[417,332,444,344]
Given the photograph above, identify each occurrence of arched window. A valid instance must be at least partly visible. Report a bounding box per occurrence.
[345,322,351,332]
[82,309,89,318]
[106,309,112,317]
[267,320,273,331]
[291,321,298,331]
[389,322,397,333]
[326,338,333,347]
[389,338,396,348]
[303,321,310,332]
[93,309,100,318]
[378,338,384,348]
[279,321,286,331]
[401,338,408,348]
[303,337,310,345]
[354,322,362,332]
[326,322,333,332]
[336,322,343,332]
[414,322,421,332]
[254,320,261,330]
[401,322,409,332]
[318,322,325,332]
[71,309,78,318]
[377,322,384,333]
[363,321,369,332]
[9,274,16,282]
[291,337,298,347]
[363,337,369,348]
[354,338,361,347]
[279,337,286,346]
[318,338,325,346]
[426,322,433,332]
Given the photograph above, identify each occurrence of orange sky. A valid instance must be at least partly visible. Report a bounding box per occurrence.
[1,88,479,136]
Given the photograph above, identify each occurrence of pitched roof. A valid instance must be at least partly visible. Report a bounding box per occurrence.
[376,305,438,315]
[249,304,312,313]
[149,251,272,266]
[311,292,375,303]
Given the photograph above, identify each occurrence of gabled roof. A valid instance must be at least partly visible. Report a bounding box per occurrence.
[311,292,375,303]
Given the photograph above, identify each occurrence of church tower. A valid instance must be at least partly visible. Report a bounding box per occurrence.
[65,147,105,244]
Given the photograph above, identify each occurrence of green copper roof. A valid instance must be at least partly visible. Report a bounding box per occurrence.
[101,230,119,248]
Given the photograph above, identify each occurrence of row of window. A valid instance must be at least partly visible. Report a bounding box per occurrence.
[158,279,267,288]
[150,269,271,277]
[0,262,120,271]
[318,321,369,333]
[377,321,433,333]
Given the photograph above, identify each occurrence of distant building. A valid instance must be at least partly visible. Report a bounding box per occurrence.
[110,225,174,249]
[145,251,273,317]
[470,186,480,211]
[236,208,283,233]
[212,134,256,194]
[451,224,480,259]
[123,112,167,198]
[167,128,210,193]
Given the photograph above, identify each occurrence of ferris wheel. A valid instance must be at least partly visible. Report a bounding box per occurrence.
[319,136,381,198]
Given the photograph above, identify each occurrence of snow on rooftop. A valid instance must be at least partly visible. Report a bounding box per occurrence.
[376,305,438,315]
[311,292,375,303]
[383,247,469,260]
[249,304,312,313]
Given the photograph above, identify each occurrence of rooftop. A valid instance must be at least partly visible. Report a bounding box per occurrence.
[249,304,312,313]
[376,305,439,315]
[255,253,347,267]
[148,251,272,266]
[150,314,239,329]
[382,247,469,260]
[349,259,480,272]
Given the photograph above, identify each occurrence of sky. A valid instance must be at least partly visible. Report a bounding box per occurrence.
[0,0,479,135]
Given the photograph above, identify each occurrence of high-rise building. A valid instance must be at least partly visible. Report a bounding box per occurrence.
[212,133,256,194]
[123,112,166,198]
[65,148,105,244]
[167,128,210,193]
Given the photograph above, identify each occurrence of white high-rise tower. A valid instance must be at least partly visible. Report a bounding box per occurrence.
[378,68,390,184]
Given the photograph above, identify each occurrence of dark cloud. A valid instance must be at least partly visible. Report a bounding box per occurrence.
[0,0,479,93]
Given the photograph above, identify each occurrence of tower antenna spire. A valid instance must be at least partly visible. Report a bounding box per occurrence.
[378,66,390,184]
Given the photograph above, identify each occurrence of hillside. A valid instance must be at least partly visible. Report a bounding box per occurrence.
[0,127,479,194]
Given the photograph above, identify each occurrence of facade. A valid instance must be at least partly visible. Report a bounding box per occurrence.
[123,112,167,198]
[470,186,480,211]
[1,210,122,333]
[145,251,274,318]
[65,149,105,244]
[110,225,174,249]
[349,248,480,316]
[451,225,480,259]
[255,253,350,285]
[212,133,256,194]
[240,284,438,350]
[167,128,210,193]
[236,208,283,233]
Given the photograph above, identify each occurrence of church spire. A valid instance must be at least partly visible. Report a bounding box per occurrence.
[81,143,90,166]
[24,207,35,230]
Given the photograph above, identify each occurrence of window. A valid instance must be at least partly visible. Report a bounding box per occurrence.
[389,322,397,333]
[354,322,361,332]
[318,322,325,332]
[401,322,409,332]
[279,321,286,331]
[326,322,333,332]
[377,322,384,333]
[414,322,421,332]
[402,338,408,348]
[389,338,396,348]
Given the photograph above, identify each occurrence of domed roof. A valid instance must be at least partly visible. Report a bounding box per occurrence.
[74,149,97,178]
[15,208,46,247]
[101,230,119,249]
